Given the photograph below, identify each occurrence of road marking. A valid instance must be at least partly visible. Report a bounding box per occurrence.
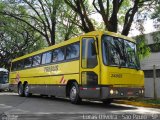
[0,92,18,95]
[0,104,12,109]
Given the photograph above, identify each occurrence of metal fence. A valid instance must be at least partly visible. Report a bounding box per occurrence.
[143,65,160,99]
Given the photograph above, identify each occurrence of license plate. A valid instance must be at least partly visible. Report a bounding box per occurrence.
[127,91,133,95]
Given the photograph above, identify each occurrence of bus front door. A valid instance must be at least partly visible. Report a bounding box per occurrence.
[80,37,100,99]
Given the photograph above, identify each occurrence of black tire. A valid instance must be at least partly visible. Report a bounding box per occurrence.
[102,99,113,105]
[24,83,31,97]
[18,83,24,97]
[69,82,81,104]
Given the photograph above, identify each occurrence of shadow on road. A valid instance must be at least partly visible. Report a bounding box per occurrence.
[28,95,137,111]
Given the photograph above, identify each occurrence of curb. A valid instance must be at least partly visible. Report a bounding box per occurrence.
[114,100,160,109]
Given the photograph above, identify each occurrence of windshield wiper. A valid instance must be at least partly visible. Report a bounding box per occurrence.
[117,57,121,69]
[135,63,140,71]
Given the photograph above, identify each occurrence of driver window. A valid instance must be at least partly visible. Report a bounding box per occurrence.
[82,38,98,68]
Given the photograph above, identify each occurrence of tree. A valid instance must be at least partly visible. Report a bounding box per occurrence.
[64,0,95,33]
[0,0,83,68]
[151,0,160,29]
[1,0,83,45]
[135,35,150,60]
[55,0,82,42]
[1,0,61,46]
[64,0,155,36]
[0,2,46,69]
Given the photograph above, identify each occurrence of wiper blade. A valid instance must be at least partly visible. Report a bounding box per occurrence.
[118,59,121,69]
[135,63,140,70]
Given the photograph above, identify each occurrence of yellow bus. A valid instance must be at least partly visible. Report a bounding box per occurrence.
[9,31,144,104]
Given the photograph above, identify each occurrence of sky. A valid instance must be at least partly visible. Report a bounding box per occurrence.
[129,19,156,37]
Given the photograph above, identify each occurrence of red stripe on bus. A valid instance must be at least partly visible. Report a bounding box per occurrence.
[60,76,64,83]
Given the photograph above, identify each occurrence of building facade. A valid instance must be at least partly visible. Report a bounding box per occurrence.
[140,31,160,98]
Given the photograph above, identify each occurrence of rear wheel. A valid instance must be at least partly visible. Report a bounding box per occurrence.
[24,83,31,97]
[18,83,24,97]
[69,82,81,104]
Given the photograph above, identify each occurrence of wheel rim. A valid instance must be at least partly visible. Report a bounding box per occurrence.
[18,85,22,95]
[70,86,77,100]
[24,85,29,96]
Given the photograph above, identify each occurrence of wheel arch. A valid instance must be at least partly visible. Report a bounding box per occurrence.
[66,79,78,97]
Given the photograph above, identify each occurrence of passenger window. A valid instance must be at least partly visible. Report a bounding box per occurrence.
[42,52,52,64]
[17,60,24,70]
[52,48,65,62]
[24,57,32,68]
[11,62,17,71]
[32,55,41,66]
[66,43,79,60]
[82,38,98,68]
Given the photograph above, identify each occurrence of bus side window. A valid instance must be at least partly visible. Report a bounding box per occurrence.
[66,43,80,60]
[17,60,24,70]
[42,51,52,64]
[11,62,17,71]
[24,57,32,68]
[32,55,41,67]
[82,38,98,68]
[52,48,65,62]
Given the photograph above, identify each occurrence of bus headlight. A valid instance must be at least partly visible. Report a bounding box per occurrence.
[139,90,141,94]
[142,90,144,94]
[110,89,114,95]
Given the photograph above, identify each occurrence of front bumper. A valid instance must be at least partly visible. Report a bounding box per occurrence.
[79,86,144,100]
[101,87,144,99]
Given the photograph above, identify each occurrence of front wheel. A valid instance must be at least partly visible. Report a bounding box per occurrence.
[18,83,24,97]
[69,82,81,104]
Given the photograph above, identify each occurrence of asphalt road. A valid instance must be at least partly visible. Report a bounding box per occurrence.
[0,92,160,120]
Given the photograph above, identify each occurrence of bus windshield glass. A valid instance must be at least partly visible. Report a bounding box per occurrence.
[102,35,140,69]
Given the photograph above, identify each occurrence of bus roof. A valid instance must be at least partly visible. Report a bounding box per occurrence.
[12,35,80,62]
[0,68,8,72]
[12,30,135,62]
[84,31,135,42]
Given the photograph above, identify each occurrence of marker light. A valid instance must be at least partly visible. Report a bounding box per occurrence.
[142,90,144,94]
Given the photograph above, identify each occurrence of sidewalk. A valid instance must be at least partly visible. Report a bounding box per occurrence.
[114,99,160,109]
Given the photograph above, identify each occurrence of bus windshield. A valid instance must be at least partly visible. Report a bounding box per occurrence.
[102,35,140,69]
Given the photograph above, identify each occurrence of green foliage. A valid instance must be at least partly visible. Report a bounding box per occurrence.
[135,35,150,60]
[0,2,46,69]
[152,32,160,43]
[149,32,160,52]
[152,3,160,22]
[117,0,131,26]
[56,0,82,43]
[136,99,160,105]
[0,0,157,68]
